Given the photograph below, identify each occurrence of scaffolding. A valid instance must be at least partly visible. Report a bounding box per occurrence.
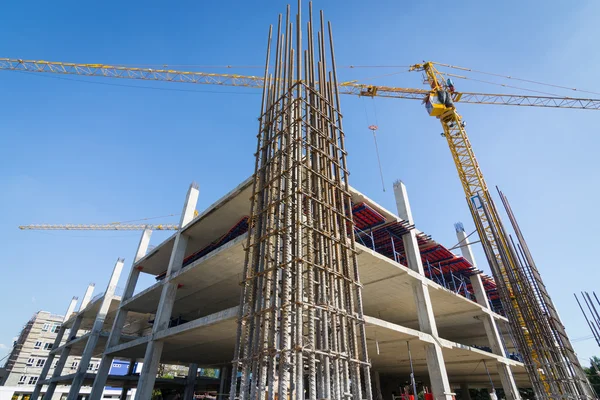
[230,2,372,400]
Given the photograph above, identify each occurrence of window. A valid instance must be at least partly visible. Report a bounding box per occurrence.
[51,324,61,333]
[43,343,53,350]
[34,341,42,349]
[53,360,59,368]
[28,376,38,385]
[18,376,26,384]
[36,359,45,367]
[26,358,35,366]
[71,361,78,369]
[87,363,95,371]
[41,323,50,332]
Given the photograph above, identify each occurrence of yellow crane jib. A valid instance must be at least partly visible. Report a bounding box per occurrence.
[18,224,179,231]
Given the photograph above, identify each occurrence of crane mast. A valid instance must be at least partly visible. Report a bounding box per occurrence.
[411,61,594,399]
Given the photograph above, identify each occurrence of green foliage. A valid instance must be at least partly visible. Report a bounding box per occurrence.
[199,368,219,378]
[584,356,600,397]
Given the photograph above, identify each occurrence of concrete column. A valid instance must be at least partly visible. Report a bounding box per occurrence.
[456,224,520,400]
[65,296,79,320]
[218,366,229,400]
[393,180,453,400]
[135,183,199,400]
[89,229,152,400]
[459,383,472,400]
[67,258,125,400]
[119,359,137,400]
[373,370,383,400]
[80,283,96,311]
[31,296,78,400]
[183,363,198,400]
[42,312,86,400]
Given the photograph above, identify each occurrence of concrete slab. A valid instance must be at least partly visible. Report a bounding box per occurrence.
[364,316,530,387]
[50,331,140,358]
[107,306,527,387]
[121,231,507,349]
[107,307,239,366]
[134,177,253,276]
[122,234,245,320]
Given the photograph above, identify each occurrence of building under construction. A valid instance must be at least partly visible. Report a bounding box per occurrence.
[18,2,596,400]
[28,176,531,400]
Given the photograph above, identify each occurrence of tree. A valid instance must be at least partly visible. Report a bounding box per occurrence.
[585,356,600,397]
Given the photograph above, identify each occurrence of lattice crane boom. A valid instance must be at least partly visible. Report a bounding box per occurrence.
[19,224,178,231]
[3,57,600,110]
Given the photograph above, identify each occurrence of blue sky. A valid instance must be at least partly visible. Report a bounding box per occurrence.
[1,0,599,370]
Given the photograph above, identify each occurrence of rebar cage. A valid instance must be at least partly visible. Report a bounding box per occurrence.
[230,3,372,400]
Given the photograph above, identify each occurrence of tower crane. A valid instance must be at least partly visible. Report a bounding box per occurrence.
[4,57,597,399]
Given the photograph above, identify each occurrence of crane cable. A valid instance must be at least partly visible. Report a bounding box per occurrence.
[433,62,600,97]
[362,97,386,192]
[108,213,177,225]
[441,72,561,97]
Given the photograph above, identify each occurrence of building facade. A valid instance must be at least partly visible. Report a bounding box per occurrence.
[0,310,105,389]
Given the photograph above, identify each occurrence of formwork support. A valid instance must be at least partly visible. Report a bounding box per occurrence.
[456,224,521,400]
[66,258,125,400]
[393,180,453,400]
[135,183,199,400]
[230,4,372,400]
[30,296,78,400]
[183,363,198,400]
[89,229,152,400]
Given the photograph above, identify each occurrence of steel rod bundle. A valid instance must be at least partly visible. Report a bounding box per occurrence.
[575,291,600,349]
[467,189,595,399]
[230,2,372,400]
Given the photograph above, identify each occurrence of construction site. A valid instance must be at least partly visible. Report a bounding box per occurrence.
[1,2,599,400]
